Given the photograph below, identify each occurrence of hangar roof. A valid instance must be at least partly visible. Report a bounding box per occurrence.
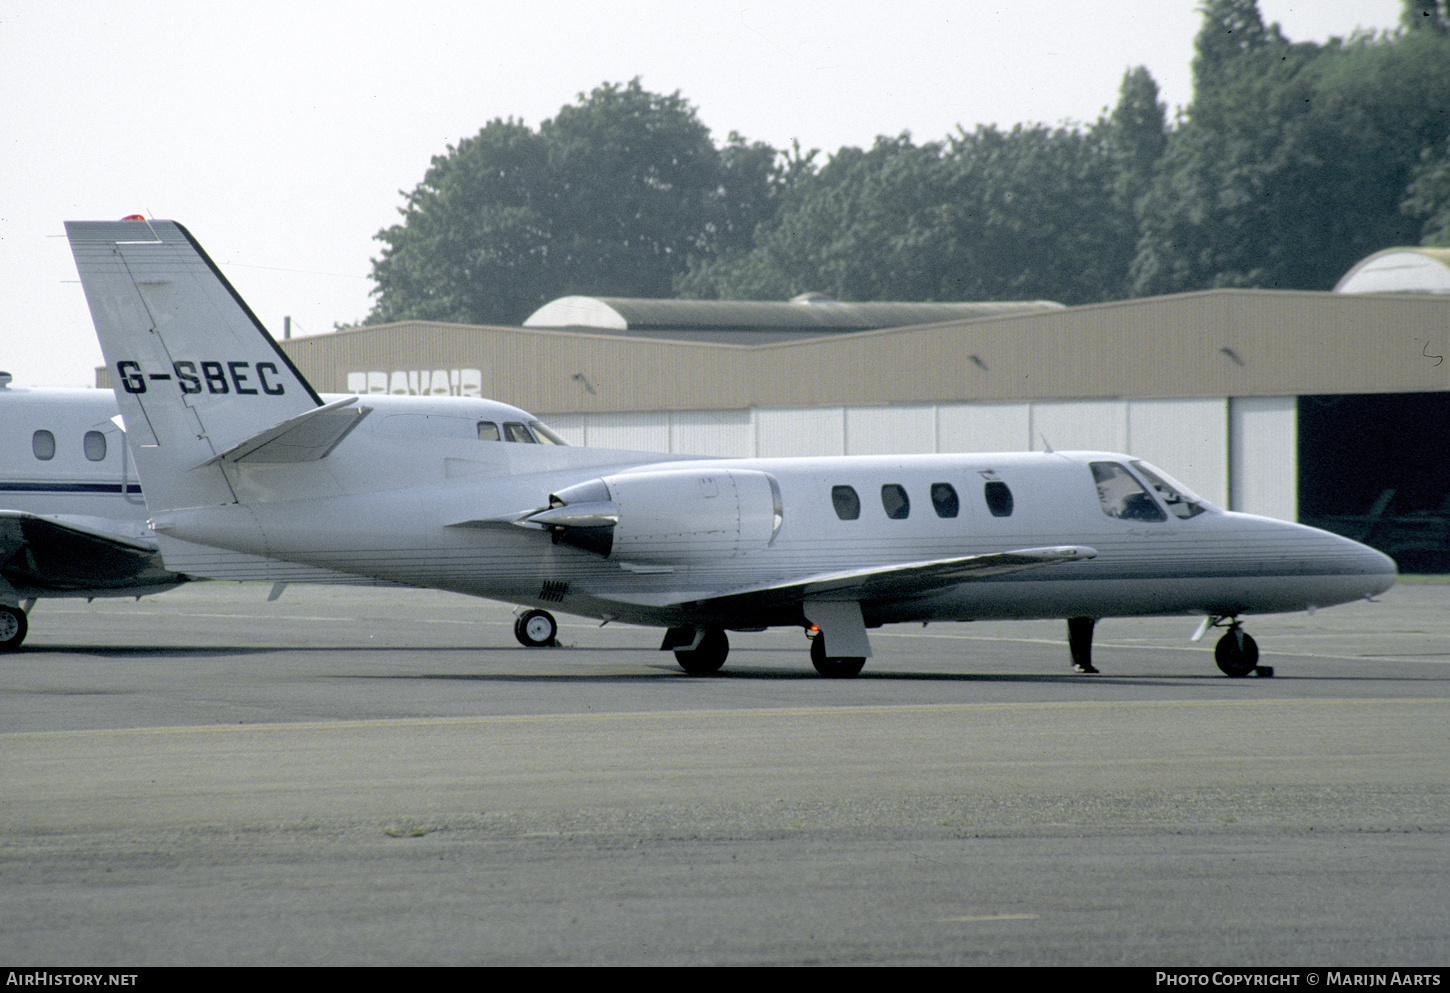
[270,289,1449,415]
[522,295,1064,343]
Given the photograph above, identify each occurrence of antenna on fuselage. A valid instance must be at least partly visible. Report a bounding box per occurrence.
[1039,434,1054,454]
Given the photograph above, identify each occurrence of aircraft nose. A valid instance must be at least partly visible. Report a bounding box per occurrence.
[1336,532,1398,597]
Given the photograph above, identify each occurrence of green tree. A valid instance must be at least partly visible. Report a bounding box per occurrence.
[939,122,1132,305]
[1133,1,1450,295]
[1401,0,1450,34]
[369,80,784,325]
[1190,0,1284,96]
[1107,66,1168,212]
[680,119,1139,307]
[536,80,723,300]
[1402,137,1450,245]
[370,119,551,325]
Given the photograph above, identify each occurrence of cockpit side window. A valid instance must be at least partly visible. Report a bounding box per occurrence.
[930,483,959,518]
[1131,461,1209,519]
[1090,461,1167,522]
[477,421,500,441]
[881,484,910,519]
[832,485,861,520]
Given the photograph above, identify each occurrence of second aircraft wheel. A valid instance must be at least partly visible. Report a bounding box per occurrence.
[0,604,27,652]
[674,628,729,675]
[810,634,866,678]
[514,609,558,648]
[1214,628,1259,678]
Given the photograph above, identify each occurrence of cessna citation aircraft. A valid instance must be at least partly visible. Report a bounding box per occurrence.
[65,218,1396,677]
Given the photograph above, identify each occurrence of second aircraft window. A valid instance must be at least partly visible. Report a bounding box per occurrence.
[831,485,861,520]
[32,430,55,460]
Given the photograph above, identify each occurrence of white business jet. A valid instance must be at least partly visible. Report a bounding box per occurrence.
[0,376,554,649]
[0,375,188,649]
[64,219,1396,677]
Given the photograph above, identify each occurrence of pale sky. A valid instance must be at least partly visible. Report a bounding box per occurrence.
[1,0,1405,387]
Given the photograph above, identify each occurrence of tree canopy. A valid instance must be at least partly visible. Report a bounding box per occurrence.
[367,1,1450,324]
[1132,0,1450,294]
[368,80,788,325]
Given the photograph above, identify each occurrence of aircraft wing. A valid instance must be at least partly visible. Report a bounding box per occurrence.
[604,545,1097,609]
[0,510,186,596]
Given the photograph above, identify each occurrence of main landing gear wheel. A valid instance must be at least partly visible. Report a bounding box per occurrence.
[1214,627,1261,678]
[514,609,558,648]
[810,634,866,678]
[674,628,729,675]
[0,604,27,651]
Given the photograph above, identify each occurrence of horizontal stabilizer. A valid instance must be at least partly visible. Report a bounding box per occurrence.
[604,545,1097,609]
[199,397,370,466]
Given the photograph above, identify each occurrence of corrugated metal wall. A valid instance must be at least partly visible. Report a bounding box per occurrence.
[530,399,1232,508]
[1230,397,1297,520]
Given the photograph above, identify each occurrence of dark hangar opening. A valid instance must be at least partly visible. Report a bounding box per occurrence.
[1298,392,1450,572]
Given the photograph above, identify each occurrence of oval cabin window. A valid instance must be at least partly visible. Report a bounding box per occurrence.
[984,480,1013,517]
[84,431,107,461]
[880,484,910,519]
[32,430,56,460]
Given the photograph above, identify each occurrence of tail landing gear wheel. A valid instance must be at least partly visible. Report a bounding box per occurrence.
[514,609,557,648]
[810,634,865,678]
[674,628,729,675]
[0,604,27,651]
[1214,628,1259,678]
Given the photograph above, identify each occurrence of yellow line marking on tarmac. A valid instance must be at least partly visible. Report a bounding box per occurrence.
[2,696,1444,742]
[937,914,1040,923]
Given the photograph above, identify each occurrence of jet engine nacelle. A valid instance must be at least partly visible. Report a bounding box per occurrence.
[531,468,783,563]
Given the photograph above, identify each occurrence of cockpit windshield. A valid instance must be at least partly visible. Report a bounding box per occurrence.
[477,419,569,444]
[1130,461,1212,519]
[529,420,568,445]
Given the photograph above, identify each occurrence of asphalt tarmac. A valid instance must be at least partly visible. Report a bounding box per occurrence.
[2,581,1447,966]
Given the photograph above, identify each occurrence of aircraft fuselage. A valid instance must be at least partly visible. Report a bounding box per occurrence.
[148,419,1396,632]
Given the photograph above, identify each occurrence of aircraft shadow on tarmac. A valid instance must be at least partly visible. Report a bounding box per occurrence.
[22,644,1443,685]
[332,664,1440,686]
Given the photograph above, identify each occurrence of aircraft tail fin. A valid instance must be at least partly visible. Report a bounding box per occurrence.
[66,220,323,511]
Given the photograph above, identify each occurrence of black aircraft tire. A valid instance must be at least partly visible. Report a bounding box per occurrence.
[675,628,729,675]
[810,634,866,678]
[1214,630,1259,678]
[514,609,558,648]
[0,605,27,652]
